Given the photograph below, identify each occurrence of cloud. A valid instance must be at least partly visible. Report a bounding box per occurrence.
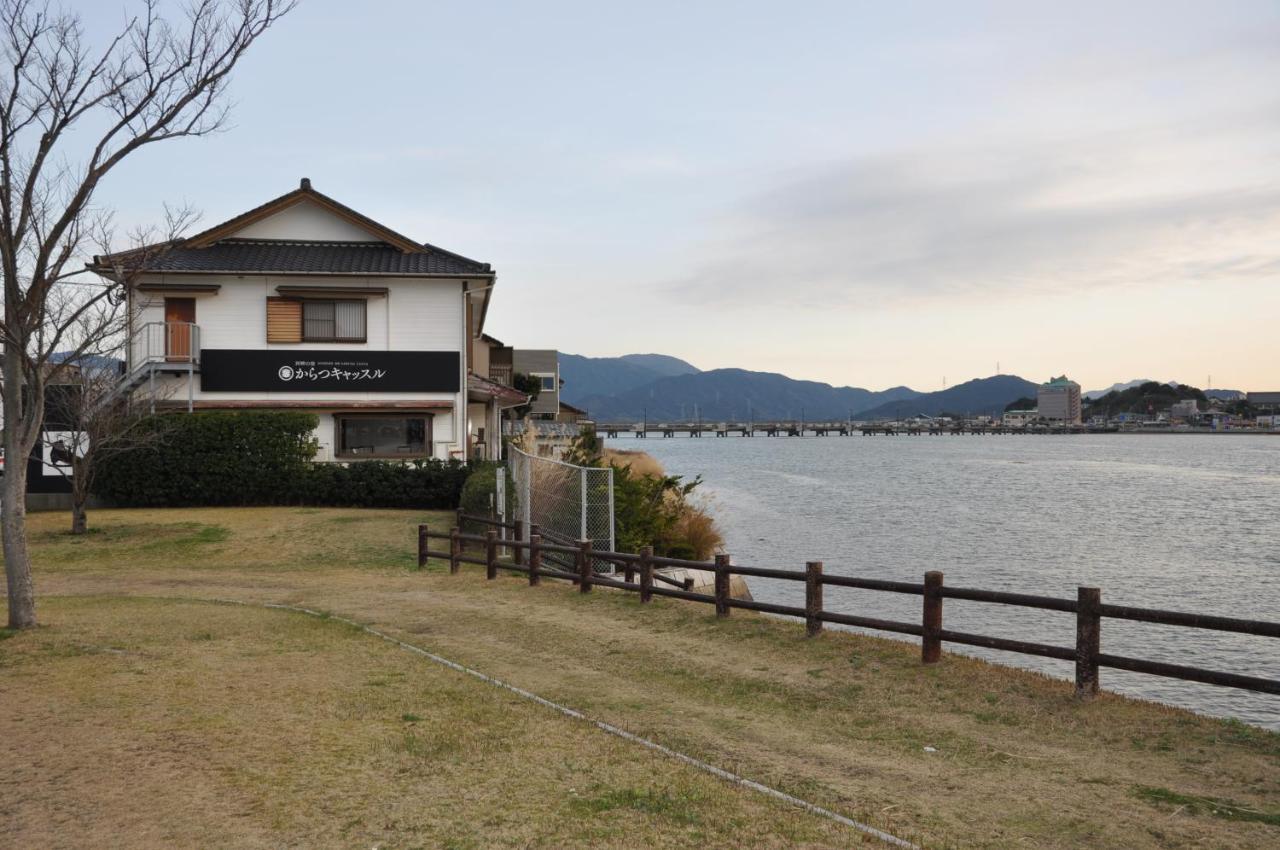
[668,107,1280,309]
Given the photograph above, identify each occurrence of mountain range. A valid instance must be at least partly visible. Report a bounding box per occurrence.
[851,375,1040,420]
[560,354,1040,422]
[557,353,700,400]
[1084,379,1245,402]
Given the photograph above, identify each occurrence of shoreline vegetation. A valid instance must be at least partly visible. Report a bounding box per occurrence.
[500,429,725,562]
[3,507,1277,848]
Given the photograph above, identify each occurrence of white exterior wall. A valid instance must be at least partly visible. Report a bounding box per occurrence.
[130,273,469,459]
[232,200,382,241]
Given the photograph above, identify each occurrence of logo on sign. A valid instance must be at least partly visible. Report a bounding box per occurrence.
[278,366,295,381]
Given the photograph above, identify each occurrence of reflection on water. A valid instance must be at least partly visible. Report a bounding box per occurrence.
[628,434,1280,729]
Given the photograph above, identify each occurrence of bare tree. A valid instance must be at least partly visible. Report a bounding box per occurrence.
[0,0,294,629]
[41,351,170,535]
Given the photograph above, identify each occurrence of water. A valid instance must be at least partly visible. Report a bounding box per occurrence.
[622,433,1280,729]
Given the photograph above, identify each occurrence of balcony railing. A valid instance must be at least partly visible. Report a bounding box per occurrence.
[489,363,513,386]
[134,321,200,367]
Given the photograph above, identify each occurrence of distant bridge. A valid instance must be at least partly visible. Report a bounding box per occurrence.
[597,421,1094,438]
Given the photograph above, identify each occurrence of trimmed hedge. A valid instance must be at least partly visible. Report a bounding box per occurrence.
[94,411,469,509]
[457,463,518,534]
[298,459,469,509]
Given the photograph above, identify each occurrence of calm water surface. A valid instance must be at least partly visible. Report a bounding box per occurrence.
[624,434,1280,729]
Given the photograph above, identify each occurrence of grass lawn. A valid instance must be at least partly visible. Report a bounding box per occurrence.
[4,506,1279,848]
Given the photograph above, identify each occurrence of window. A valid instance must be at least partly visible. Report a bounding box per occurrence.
[336,415,429,458]
[532,373,557,392]
[303,300,366,342]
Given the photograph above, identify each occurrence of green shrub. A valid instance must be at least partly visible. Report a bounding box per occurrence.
[458,463,516,533]
[609,462,702,558]
[459,464,496,516]
[94,411,469,509]
[299,458,470,509]
[563,432,716,558]
[94,411,317,506]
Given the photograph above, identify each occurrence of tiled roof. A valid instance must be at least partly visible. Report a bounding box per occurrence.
[89,180,494,278]
[133,239,492,276]
[468,373,528,404]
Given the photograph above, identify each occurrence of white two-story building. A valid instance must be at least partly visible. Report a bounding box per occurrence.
[92,179,525,461]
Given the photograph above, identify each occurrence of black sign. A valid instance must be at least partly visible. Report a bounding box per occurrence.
[200,350,460,393]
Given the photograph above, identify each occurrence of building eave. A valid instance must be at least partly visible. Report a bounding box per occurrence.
[156,400,456,411]
[105,268,496,280]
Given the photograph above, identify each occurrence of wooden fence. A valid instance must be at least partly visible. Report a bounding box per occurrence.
[419,516,1280,700]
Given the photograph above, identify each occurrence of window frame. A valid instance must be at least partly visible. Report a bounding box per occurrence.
[333,413,432,460]
[302,299,367,343]
[531,372,557,392]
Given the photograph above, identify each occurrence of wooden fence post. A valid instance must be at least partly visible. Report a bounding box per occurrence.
[528,533,542,586]
[485,530,498,580]
[449,527,460,575]
[1075,586,1101,700]
[714,554,731,618]
[417,524,428,569]
[639,546,653,603]
[455,508,465,548]
[624,558,636,584]
[577,539,592,593]
[805,561,823,637]
[513,519,525,566]
[922,570,943,663]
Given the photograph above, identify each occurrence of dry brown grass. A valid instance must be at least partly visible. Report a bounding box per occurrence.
[1,595,854,849]
[7,507,1280,848]
[603,447,667,478]
[672,501,724,560]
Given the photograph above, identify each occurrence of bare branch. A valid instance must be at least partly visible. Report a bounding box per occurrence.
[1,0,295,628]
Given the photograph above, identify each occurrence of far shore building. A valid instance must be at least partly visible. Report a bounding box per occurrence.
[1247,392,1280,413]
[1002,408,1037,427]
[92,179,526,462]
[1037,376,1082,424]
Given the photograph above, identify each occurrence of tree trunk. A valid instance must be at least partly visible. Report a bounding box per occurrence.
[2,440,37,629]
[71,501,87,535]
[3,344,38,629]
[71,461,92,535]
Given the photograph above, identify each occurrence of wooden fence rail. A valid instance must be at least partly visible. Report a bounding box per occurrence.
[418,525,1280,700]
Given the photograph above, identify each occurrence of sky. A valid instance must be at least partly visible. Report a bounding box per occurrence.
[88,0,1280,392]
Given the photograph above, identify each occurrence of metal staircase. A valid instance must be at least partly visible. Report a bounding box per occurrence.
[117,322,200,413]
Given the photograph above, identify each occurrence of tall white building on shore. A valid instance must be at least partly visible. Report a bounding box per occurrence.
[1038,376,1082,423]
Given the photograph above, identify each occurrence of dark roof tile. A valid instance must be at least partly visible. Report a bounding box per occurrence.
[140,239,491,276]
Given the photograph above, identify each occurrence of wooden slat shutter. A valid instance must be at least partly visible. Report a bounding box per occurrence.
[266,297,302,343]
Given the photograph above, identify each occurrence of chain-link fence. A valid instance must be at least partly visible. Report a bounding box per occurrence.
[508,445,615,572]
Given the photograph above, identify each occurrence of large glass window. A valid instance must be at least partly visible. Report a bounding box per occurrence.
[303,300,366,342]
[336,416,428,458]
